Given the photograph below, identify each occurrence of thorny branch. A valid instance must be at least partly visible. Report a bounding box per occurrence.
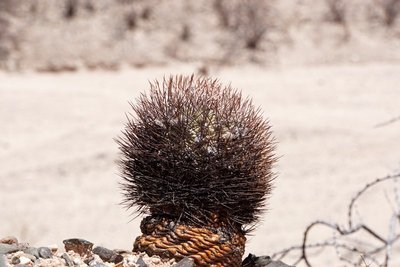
[271,173,400,266]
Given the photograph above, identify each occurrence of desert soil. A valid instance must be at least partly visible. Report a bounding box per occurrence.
[1,62,399,265]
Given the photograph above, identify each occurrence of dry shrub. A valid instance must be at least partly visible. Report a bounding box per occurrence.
[180,24,191,41]
[141,6,151,20]
[84,0,95,13]
[125,10,137,30]
[122,3,154,33]
[324,0,350,41]
[379,0,400,26]
[236,0,271,49]
[64,0,78,19]
[63,0,96,19]
[0,0,23,70]
[214,0,273,50]
[272,173,400,266]
[213,0,233,28]
[0,17,10,62]
[325,0,347,24]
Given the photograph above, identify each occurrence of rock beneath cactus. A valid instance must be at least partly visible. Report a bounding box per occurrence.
[172,257,195,267]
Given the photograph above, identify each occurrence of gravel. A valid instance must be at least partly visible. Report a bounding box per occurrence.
[0,236,292,266]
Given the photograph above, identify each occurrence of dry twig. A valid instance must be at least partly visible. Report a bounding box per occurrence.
[272,173,400,266]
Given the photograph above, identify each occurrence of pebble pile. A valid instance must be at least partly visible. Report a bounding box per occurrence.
[0,236,292,267]
[0,236,194,267]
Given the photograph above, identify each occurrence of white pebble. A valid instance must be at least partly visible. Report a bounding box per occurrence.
[19,256,32,264]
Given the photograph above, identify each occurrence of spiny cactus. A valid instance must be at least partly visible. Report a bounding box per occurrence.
[117,75,275,266]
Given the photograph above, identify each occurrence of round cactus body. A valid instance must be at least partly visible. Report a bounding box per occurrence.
[117,75,275,266]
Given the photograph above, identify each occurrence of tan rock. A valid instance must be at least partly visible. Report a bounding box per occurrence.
[0,236,18,245]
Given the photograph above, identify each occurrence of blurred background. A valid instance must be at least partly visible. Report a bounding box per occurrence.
[1,0,400,266]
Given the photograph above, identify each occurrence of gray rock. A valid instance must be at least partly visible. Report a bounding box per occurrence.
[83,255,95,265]
[241,254,294,267]
[92,246,115,262]
[61,253,73,267]
[110,254,123,264]
[91,263,108,267]
[172,257,195,267]
[38,247,53,259]
[23,247,39,259]
[92,246,123,263]
[265,259,293,267]
[112,249,130,254]
[0,255,6,267]
[0,244,20,254]
[136,257,148,267]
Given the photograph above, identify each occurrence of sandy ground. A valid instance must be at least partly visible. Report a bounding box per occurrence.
[1,63,400,265]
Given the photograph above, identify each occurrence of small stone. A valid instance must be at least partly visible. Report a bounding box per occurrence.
[72,256,83,265]
[18,256,31,265]
[92,246,115,262]
[48,244,58,253]
[91,263,108,267]
[265,260,295,267]
[124,254,137,265]
[61,253,74,267]
[0,236,18,245]
[23,247,39,259]
[11,256,20,265]
[21,253,36,261]
[172,257,194,267]
[151,257,161,264]
[136,257,148,267]
[91,246,123,264]
[38,247,53,259]
[63,238,93,256]
[90,254,104,263]
[110,254,123,264]
[0,244,20,254]
[241,253,294,267]
[38,257,66,267]
[83,255,95,265]
[113,249,130,254]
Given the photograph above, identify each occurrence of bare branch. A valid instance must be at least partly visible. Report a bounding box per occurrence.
[348,174,400,228]
[271,173,400,266]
